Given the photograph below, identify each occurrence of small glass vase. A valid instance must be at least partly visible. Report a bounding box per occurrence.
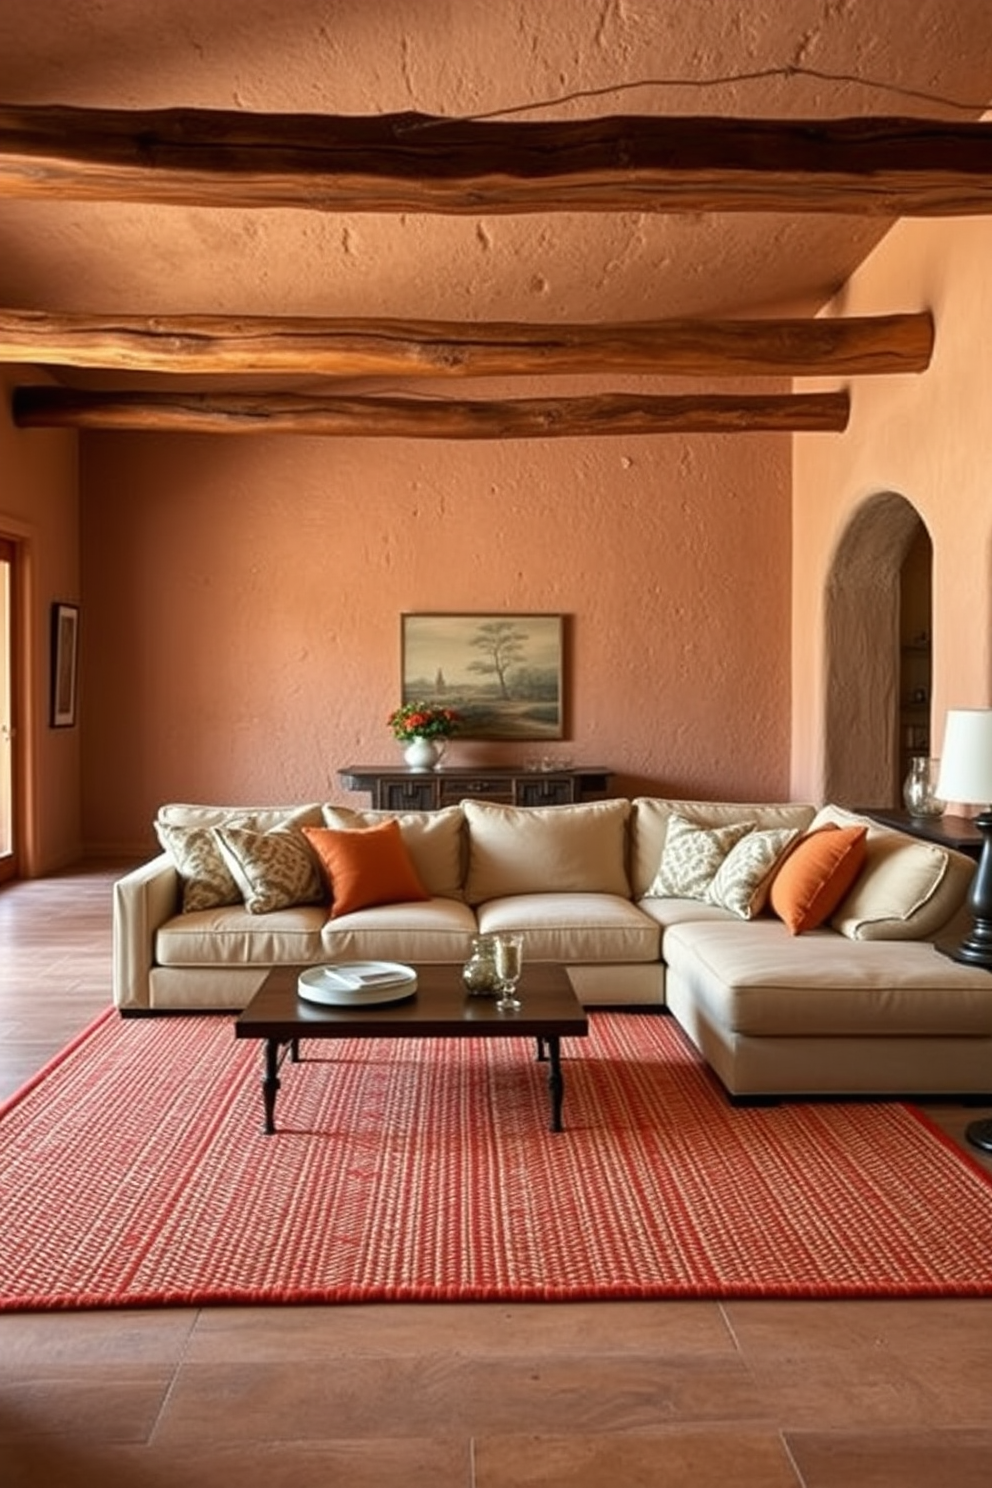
[462,934,500,996]
[902,755,945,818]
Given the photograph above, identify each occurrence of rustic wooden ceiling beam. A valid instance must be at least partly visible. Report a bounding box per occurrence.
[0,308,932,377]
[11,386,849,437]
[0,105,990,215]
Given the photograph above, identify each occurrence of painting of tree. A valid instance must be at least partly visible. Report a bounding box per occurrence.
[401,613,564,740]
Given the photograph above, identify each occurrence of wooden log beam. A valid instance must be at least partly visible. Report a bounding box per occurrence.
[0,308,933,378]
[0,105,990,215]
[11,387,849,437]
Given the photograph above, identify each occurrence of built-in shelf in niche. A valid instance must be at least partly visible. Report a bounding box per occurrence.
[898,526,933,791]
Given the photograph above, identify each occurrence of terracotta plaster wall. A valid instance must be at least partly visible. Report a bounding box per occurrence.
[0,371,80,873]
[792,215,992,805]
[80,427,792,854]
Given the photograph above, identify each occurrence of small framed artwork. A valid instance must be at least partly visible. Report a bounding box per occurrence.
[401,612,565,740]
[50,602,79,728]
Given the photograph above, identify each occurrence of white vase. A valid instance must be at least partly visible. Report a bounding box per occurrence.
[403,737,442,770]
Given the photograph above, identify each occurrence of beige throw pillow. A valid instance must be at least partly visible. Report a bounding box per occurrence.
[707,826,800,919]
[156,817,255,912]
[647,814,755,901]
[462,798,630,906]
[813,804,976,941]
[213,825,324,915]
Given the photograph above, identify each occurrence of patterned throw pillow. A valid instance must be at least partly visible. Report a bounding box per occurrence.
[707,827,800,919]
[155,819,255,912]
[647,814,755,900]
[212,825,324,914]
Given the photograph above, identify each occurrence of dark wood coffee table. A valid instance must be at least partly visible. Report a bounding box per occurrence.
[235,961,589,1135]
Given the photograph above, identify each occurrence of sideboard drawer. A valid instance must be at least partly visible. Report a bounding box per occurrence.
[377,778,438,811]
[438,777,513,806]
[514,776,573,807]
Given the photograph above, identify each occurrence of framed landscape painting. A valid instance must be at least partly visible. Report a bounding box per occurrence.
[401,613,565,740]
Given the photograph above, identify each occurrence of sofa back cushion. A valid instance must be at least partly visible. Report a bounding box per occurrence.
[462,798,630,906]
[157,802,324,834]
[811,804,976,941]
[629,798,816,901]
[321,803,465,900]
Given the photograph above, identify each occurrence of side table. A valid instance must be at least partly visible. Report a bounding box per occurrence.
[856,807,984,862]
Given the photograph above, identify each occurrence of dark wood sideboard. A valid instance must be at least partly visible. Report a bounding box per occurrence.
[338,765,614,812]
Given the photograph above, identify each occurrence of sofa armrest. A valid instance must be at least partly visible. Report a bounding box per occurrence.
[113,853,180,1011]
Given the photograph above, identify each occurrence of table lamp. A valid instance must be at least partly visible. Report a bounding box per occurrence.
[935,709,992,1152]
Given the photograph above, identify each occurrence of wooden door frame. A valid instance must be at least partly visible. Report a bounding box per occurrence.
[0,534,21,882]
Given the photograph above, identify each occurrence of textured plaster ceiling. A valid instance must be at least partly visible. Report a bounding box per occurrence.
[1,0,992,392]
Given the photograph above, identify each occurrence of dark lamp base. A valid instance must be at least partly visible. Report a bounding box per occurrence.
[935,936,992,971]
[935,811,992,971]
[966,1118,992,1154]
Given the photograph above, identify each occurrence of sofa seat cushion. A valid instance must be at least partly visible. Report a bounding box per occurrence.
[664,919,992,1038]
[156,905,327,967]
[637,896,738,931]
[477,893,660,963]
[320,896,477,963]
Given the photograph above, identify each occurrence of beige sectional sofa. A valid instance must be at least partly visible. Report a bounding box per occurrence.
[112,794,992,1099]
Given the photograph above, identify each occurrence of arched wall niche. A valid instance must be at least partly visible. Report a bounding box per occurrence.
[823,491,930,808]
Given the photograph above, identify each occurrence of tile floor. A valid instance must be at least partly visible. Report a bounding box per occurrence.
[2,864,992,1487]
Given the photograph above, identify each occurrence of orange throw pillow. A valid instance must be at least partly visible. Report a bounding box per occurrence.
[303,821,430,919]
[768,824,868,935]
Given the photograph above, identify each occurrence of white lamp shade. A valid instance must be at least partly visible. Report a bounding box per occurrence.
[937,709,992,806]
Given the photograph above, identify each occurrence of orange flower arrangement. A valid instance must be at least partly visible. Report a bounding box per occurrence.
[387,701,463,742]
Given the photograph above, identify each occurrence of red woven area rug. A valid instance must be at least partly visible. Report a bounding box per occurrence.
[3,1008,992,1311]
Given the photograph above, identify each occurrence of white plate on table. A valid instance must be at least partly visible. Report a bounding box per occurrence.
[297,961,418,1007]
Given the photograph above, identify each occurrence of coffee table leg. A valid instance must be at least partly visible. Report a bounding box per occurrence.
[546,1035,564,1132]
[263,1037,281,1135]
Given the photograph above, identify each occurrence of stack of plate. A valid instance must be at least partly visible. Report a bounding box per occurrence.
[297,960,417,1007]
